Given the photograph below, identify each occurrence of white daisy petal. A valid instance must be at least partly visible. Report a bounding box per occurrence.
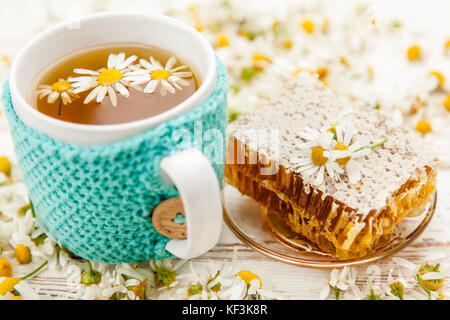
[298,142,315,150]
[346,159,361,184]
[350,136,371,151]
[150,56,163,69]
[47,91,59,104]
[165,56,177,70]
[61,92,71,105]
[343,128,354,146]
[325,150,351,160]
[73,85,94,94]
[118,55,137,70]
[329,161,344,174]
[130,84,143,91]
[172,71,193,78]
[170,76,190,88]
[108,53,118,69]
[96,85,108,103]
[115,82,129,97]
[114,53,126,68]
[139,59,154,71]
[314,165,325,185]
[38,89,51,99]
[335,125,343,142]
[144,80,158,94]
[291,158,312,166]
[169,80,183,91]
[161,80,175,95]
[170,65,189,72]
[69,76,95,83]
[123,72,150,82]
[128,80,147,87]
[297,163,315,172]
[108,86,118,107]
[73,68,99,75]
[298,131,314,141]
[319,285,330,300]
[124,70,149,77]
[303,165,319,177]
[420,272,444,280]
[84,85,102,104]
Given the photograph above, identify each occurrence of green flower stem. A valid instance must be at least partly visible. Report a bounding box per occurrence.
[333,287,341,300]
[416,274,432,300]
[368,139,387,149]
[58,99,62,116]
[21,260,48,280]
[354,139,387,153]
[81,261,102,285]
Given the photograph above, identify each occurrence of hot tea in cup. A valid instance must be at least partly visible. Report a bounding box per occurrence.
[29,43,199,125]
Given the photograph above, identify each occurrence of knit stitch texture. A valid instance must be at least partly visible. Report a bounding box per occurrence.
[2,60,227,264]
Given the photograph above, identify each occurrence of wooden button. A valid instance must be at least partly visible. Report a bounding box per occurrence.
[152,197,187,239]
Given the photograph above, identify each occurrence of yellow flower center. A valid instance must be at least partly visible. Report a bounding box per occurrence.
[327,123,336,132]
[316,67,328,81]
[0,156,11,177]
[283,39,293,49]
[415,120,432,135]
[301,20,315,34]
[217,34,230,48]
[51,80,71,93]
[237,270,262,289]
[0,278,21,296]
[97,69,123,85]
[0,258,13,278]
[253,53,272,63]
[444,95,450,112]
[407,45,421,61]
[445,39,450,50]
[334,142,351,166]
[15,244,31,265]
[311,146,328,166]
[151,69,172,80]
[430,71,445,88]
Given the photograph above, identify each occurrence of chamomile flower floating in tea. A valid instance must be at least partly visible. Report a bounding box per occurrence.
[68,53,148,107]
[291,128,343,185]
[132,56,193,96]
[31,44,198,125]
[37,79,79,115]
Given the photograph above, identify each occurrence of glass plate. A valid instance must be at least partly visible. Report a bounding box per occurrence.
[223,184,437,269]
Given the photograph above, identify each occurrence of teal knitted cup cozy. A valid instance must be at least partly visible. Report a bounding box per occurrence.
[2,60,228,264]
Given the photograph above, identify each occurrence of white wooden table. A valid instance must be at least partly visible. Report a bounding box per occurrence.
[3,116,448,301]
[0,0,449,300]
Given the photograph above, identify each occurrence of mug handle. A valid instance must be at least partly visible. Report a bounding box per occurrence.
[159,148,223,259]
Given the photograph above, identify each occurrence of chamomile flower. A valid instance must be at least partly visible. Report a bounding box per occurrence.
[325,122,385,184]
[320,267,357,300]
[68,53,147,107]
[37,79,78,105]
[292,128,343,185]
[130,56,193,96]
[384,268,409,300]
[323,107,353,132]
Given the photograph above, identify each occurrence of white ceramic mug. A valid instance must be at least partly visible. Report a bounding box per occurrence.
[7,12,224,261]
